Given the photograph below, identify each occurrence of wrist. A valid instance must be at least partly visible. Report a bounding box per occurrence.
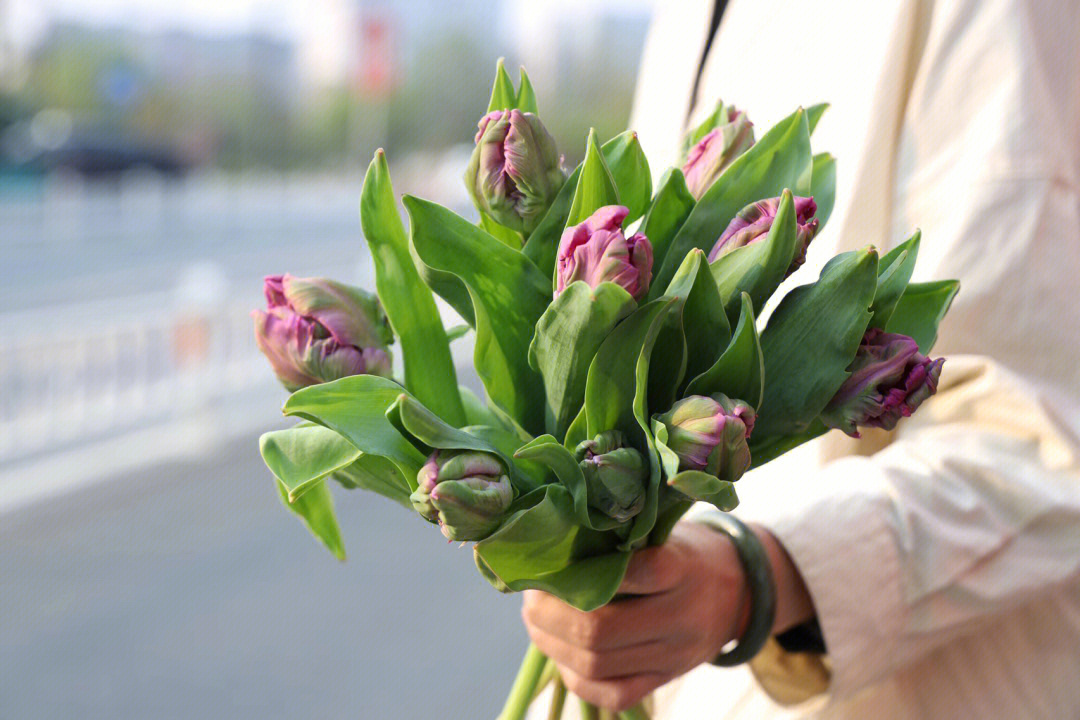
[747,523,815,635]
[693,512,777,666]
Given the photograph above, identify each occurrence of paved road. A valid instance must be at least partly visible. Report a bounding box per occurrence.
[0,432,527,719]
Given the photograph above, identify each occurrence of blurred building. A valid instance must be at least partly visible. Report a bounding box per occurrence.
[501,0,652,94]
[5,22,302,171]
[31,22,298,107]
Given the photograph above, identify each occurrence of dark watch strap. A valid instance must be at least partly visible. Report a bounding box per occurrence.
[696,511,778,666]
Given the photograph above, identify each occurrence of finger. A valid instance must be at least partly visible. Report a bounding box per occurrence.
[558,666,673,713]
[618,544,684,595]
[527,624,688,680]
[522,590,674,650]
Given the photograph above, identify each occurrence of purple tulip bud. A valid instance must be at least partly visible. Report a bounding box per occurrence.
[555,205,653,301]
[411,450,513,541]
[465,108,566,234]
[682,107,754,200]
[821,328,945,438]
[708,196,820,274]
[252,274,393,392]
[658,394,755,482]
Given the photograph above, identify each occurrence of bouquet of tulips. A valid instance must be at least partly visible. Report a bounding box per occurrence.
[254,61,957,719]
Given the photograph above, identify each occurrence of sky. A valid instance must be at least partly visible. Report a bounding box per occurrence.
[5,0,657,44]
[4,0,656,85]
[6,0,346,47]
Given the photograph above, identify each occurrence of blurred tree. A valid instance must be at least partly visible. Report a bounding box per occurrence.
[9,20,641,172]
[384,31,494,155]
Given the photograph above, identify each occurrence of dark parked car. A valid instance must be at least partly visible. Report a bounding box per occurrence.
[30,130,189,178]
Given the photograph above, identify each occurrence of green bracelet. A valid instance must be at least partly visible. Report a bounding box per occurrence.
[696,511,777,666]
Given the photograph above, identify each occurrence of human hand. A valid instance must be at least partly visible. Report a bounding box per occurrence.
[521,520,813,711]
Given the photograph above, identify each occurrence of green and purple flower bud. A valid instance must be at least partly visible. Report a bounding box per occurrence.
[556,205,653,301]
[574,430,649,523]
[252,274,393,392]
[821,328,944,437]
[682,106,754,199]
[708,196,820,274]
[658,394,755,482]
[465,108,566,234]
[411,450,513,542]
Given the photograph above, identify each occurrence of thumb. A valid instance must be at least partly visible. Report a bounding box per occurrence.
[618,545,683,595]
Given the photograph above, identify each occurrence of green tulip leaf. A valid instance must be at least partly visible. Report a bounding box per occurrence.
[410,249,474,327]
[665,471,738,511]
[515,67,539,114]
[605,131,651,223]
[750,419,828,469]
[524,131,653,278]
[648,316,687,416]
[283,374,427,487]
[806,103,829,135]
[333,453,413,509]
[480,211,525,249]
[810,152,836,232]
[755,248,879,439]
[650,107,813,299]
[386,392,543,494]
[474,484,631,611]
[446,325,472,343]
[260,423,361,503]
[583,297,680,549]
[884,279,960,354]
[386,392,483,453]
[522,169,577,276]
[360,151,466,426]
[869,230,921,330]
[639,168,696,274]
[649,492,697,546]
[459,385,512,431]
[709,189,801,324]
[564,405,589,449]
[584,298,677,442]
[276,478,345,561]
[530,281,636,438]
[514,435,623,531]
[487,58,517,112]
[663,248,732,388]
[651,420,681,481]
[566,128,620,227]
[404,195,551,435]
[685,293,764,409]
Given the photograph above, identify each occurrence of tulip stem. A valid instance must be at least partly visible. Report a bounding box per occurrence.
[617,704,651,720]
[575,698,649,720]
[579,700,600,720]
[533,658,557,702]
[546,677,567,720]
[498,643,549,720]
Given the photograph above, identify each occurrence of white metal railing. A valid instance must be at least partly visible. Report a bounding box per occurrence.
[0,170,372,469]
[0,297,276,464]
[0,163,467,476]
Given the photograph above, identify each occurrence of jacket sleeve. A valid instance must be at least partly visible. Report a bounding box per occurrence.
[739,356,1080,700]
[737,0,1080,701]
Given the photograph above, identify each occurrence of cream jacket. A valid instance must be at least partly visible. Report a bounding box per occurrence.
[626,0,1080,718]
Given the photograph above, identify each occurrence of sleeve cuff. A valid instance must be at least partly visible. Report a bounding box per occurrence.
[733,454,907,700]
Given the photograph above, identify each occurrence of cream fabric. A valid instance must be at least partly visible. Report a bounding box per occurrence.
[627,0,1080,717]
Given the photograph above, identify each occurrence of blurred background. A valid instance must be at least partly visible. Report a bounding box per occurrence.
[0,0,653,717]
